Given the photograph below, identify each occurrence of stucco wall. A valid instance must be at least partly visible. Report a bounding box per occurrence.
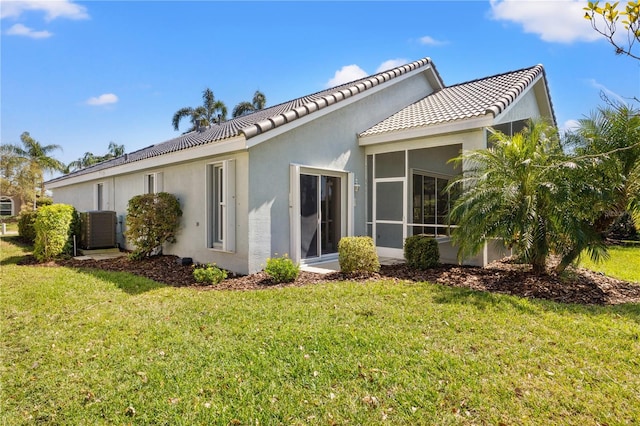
[52,152,250,273]
[246,73,435,272]
[495,88,542,125]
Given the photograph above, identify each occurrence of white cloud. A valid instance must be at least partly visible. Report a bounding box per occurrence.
[418,36,446,46]
[86,93,119,106]
[325,64,368,88]
[375,58,408,73]
[489,0,600,43]
[5,23,52,38]
[1,0,89,21]
[586,79,626,104]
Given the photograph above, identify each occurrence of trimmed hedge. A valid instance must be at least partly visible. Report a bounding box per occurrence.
[125,192,182,260]
[18,210,38,244]
[33,204,79,262]
[404,234,439,269]
[338,236,380,274]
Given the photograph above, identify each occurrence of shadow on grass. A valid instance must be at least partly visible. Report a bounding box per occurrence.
[430,285,538,314]
[67,267,167,295]
[431,281,640,322]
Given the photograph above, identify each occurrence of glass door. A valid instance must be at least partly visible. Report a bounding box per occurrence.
[300,173,341,260]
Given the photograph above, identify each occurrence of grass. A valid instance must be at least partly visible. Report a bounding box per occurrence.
[579,245,640,283]
[1,236,639,425]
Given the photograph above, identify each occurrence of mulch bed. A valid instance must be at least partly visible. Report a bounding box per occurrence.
[18,253,640,306]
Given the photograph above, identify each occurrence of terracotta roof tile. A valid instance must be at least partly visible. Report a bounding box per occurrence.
[48,58,436,184]
[360,65,548,137]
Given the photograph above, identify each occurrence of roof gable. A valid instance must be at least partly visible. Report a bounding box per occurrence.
[359,65,555,139]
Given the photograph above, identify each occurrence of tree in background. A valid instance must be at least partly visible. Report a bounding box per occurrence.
[568,103,640,230]
[66,141,125,172]
[232,90,267,118]
[584,0,640,60]
[172,88,227,132]
[1,132,65,210]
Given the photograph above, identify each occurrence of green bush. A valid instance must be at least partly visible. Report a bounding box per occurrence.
[338,236,380,274]
[404,234,440,269]
[193,263,227,285]
[125,192,182,260]
[264,254,300,283]
[17,210,38,244]
[33,204,78,262]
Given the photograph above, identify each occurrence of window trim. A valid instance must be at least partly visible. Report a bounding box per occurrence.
[144,172,164,194]
[206,160,235,252]
[0,196,13,216]
[94,182,105,211]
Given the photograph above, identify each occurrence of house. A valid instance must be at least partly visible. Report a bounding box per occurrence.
[0,196,17,217]
[46,57,555,274]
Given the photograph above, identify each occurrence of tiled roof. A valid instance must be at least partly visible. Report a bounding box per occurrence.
[47,58,438,184]
[360,65,548,137]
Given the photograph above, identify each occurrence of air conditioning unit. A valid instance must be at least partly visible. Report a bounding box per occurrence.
[80,211,117,249]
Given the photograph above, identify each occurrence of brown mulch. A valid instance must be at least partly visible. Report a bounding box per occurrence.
[18,253,640,306]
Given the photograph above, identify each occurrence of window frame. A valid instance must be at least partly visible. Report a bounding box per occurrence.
[408,168,455,237]
[0,197,13,216]
[206,160,235,252]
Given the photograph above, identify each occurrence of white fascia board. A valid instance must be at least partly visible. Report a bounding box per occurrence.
[359,115,493,146]
[492,74,543,125]
[245,66,436,149]
[46,136,247,189]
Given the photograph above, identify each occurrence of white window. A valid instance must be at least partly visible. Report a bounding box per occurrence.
[95,183,104,210]
[144,172,163,194]
[207,160,235,251]
[0,197,13,216]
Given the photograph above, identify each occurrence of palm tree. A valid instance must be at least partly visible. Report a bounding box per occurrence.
[447,120,595,274]
[571,103,640,227]
[4,132,65,208]
[172,88,228,132]
[232,90,267,118]
[65,142,126,173]
[106,141,125,158]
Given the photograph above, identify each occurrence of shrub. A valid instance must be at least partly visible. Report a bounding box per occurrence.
[125,192,182,260]
[193,263,227,285]
[33,204,78,262]
[404,234,440,269]
[264,254,300,283]
[338,236,380,274]
[18,210,38,244]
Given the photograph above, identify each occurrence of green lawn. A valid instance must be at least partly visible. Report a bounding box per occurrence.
[579,245,640,283]
[1,237,639,425]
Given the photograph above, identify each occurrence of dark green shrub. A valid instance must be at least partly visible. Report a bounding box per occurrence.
[404,234,439,269]
[264,254,300,283]
[18,210,38,244]
[193,263,227,285]
[125,192,182,260]
[338,236,380,274]
[33,204,77,262]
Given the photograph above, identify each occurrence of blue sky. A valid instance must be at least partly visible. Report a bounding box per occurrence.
[1,0,638,171]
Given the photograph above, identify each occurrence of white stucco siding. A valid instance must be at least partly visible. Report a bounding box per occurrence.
[245,73,436,273]
[494,88,542,125]
[145,152,250,274]
[52,152,251,274]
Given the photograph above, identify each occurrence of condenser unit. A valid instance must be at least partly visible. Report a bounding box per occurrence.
[80,211,117,249]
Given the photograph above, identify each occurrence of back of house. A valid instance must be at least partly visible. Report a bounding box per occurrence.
[46,57,555,274]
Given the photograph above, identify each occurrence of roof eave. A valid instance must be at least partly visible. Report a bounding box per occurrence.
[46,136,247,189]
[359,115,494,146]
